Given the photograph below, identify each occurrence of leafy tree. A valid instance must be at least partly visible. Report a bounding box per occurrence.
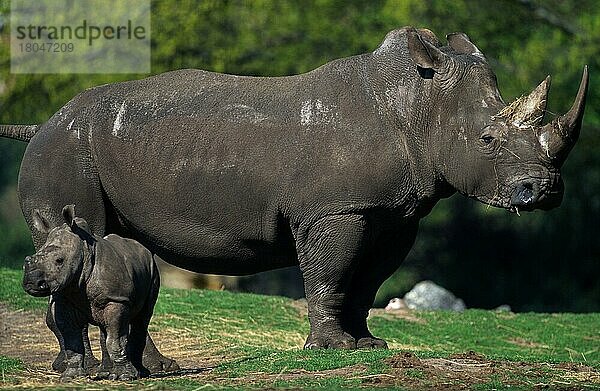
[0,0,597,310]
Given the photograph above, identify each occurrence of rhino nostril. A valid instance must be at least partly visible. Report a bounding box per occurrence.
[511,182,538,208]
[519,183,534,204]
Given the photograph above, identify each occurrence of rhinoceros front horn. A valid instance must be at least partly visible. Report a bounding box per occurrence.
[537,66,589,165]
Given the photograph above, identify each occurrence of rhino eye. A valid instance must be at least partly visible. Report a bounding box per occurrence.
[55,258,64,265]
[481,134,495,144]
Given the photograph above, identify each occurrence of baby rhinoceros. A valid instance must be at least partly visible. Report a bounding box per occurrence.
[22,205,160,381]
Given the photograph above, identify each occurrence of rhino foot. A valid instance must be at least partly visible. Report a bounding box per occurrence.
[84,353,101,372]
[137,366,151,378]
[107,362,139,381]
[60,366,87,382]
[52,351,100,374]
[142,334,180,373]
[95,370,110,380]
[51,351,66,372]
[142,351,179,373]
[95,361,113,380]
[356,337,388,349]
[304,331,356,349]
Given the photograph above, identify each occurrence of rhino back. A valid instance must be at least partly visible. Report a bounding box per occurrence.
[88,234,155,312]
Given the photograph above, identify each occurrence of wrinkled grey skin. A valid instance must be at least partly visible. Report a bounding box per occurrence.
[2,27,588,352]
[22,205,159,381]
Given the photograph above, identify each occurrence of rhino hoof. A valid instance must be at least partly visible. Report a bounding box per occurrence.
[60,367,86,382]
[138,366,151,378]
[304,332,356,349]
[356,337,388,349]
[83,354,101,372]
[52,351,100,374]
[108,363,139,381]
[108,372,137,381]
[95,370,110,380]
[142,353,179,373]
[51,351,67,373]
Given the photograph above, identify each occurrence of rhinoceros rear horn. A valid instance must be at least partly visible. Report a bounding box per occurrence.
[510,76,551,127]
[407,28,449,72]
[538,66,589,165]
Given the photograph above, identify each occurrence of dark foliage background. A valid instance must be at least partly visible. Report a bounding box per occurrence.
[0,0,598,312]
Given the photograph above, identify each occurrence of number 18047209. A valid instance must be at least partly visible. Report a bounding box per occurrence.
[18,42,75,53]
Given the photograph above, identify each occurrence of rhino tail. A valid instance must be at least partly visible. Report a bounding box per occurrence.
[0,124,39,142]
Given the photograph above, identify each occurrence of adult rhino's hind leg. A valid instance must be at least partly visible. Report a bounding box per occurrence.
[25,197,106,374]
[18,132,178,374]
[142,334,180,373]
[297,214,368,349]
[19,151,113,374]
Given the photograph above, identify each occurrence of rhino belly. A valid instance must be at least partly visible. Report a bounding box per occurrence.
[92,122,297,275]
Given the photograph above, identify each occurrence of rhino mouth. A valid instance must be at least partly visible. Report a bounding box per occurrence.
[476,175,562,214]
[506,177,562,214]
[22,281,52,297]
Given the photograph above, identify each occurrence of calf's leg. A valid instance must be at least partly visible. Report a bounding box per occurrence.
[52,301,87,381]
[95,327,113,379]
[47,299,99,373]
[102,303,139,380]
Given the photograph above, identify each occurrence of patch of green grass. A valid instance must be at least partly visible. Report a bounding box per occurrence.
[0,356,24,387]
[141,378,208,390]
[0,356,23,374]
[216,349,393,377]
[151,287,308,364]
[1,266,599,389]
[150,285,600,375]
[0,267,47,311]
[269,376,362,390]
[405,369,424,379]
[371,310,600,366]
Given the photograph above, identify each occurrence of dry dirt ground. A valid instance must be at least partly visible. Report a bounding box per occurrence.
[1,303,599,390]
[0,302,218,387]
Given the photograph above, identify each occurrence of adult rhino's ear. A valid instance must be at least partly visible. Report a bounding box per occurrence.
[446,32,483,56]
[407,28,449,73]
[31,209,51,234]
[62,204,76,228]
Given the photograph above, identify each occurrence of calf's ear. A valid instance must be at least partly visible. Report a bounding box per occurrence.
[62,204,76,228]
[32,209,51,233]
[62,205,95,244]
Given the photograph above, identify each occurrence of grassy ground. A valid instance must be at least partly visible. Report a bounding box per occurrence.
[1,266,599,390]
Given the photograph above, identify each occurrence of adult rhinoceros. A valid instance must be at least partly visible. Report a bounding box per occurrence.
[0,27,588,362]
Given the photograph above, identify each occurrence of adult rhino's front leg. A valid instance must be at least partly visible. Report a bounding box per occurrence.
[341,220,418,349]
[298,214,367,349]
